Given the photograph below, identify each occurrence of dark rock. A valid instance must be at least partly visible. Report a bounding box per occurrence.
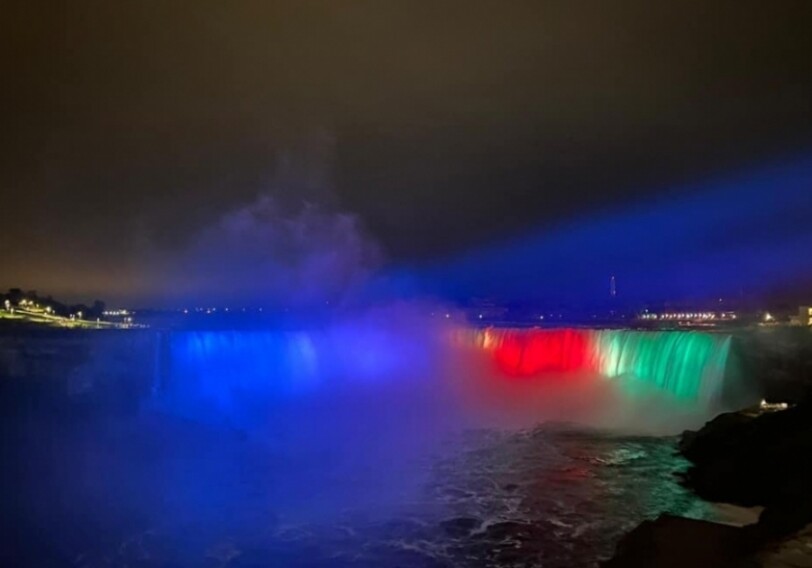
[757,496,812,539]
[439,516,481,537]
[603,402,812,567]
[679,403,812,537]
[601,514,755,568]
[678,409,756,461]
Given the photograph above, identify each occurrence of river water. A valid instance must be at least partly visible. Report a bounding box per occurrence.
[36,415,727,568]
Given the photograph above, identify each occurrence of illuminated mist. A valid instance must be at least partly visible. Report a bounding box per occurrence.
[149,194,380,309]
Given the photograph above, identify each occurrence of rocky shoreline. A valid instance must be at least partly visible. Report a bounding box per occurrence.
[604,402,812,567]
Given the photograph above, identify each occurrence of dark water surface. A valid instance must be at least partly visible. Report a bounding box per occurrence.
[4,403,724,568]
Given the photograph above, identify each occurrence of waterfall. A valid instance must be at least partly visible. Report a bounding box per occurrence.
[463,328,732,405]
[163,326,734,418]
[161,321,436,417]
[591,330,731,404]
[169,330,320,393]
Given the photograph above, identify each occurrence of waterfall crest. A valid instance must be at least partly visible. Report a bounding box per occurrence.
[463,328,732,404]
[163,326,734,420]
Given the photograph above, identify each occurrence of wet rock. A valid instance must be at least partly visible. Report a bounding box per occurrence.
[601,514,754,568]
[678,408,756,463]
[680,403,812,536]
[757,523,812,568]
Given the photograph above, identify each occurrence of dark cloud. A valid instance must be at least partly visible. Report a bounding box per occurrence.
[1,1,811,303]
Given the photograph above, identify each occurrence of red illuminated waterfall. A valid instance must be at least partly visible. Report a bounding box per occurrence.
[455,327,732,403]
[490,328,595,376]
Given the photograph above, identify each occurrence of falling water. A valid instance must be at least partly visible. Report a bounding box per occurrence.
[461,327,733,405]
[162,326,735,422]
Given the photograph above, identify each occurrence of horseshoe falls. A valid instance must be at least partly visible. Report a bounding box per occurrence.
[458,327,734,405]
[162,326,736,423]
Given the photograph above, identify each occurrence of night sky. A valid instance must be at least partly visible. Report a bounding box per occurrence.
[2,1,812,305]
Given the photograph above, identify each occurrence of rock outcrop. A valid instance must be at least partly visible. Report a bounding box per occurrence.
[680,403,812,537]
[604,403,812,566]
[602,514,755,568]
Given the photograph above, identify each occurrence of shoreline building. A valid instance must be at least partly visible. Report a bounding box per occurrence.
[791,306,812,326]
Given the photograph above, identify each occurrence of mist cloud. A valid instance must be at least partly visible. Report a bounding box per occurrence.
[150,194,381,308]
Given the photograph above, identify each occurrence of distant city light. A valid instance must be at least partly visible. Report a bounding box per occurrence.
[637,311,736,322]
[103,309,130,316]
